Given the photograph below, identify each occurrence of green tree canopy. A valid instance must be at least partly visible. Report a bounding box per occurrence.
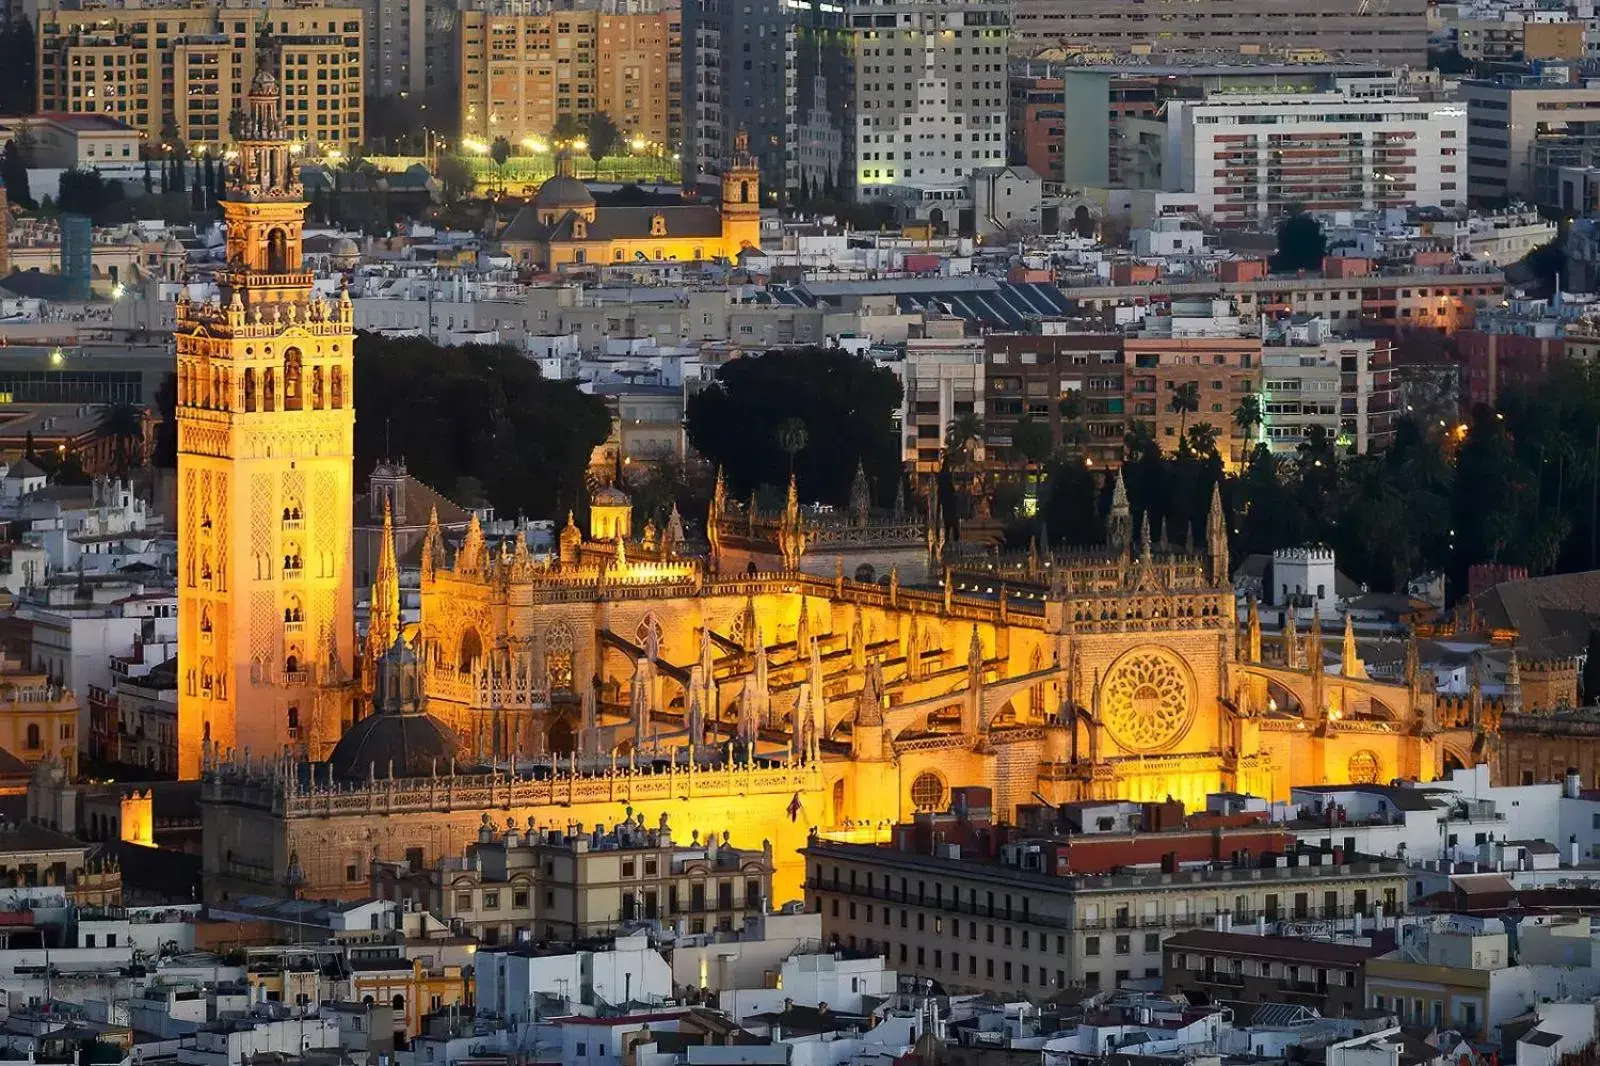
[1,139,31,209]
[1270,207,1328,273]
[1011,415,1053,468]
[58,168,125,225]
[435,156,474,203]
[587,112,621,165]
[552,113,585,144]
[353,334,611,521]
[685,346,903,507]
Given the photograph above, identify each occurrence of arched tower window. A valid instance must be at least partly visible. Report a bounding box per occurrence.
[267,228,288,274]
[243,367,257,412]
[459,629,483,675]
[282,348,303,411]
[330,366,343,409]
[311,365,324,409]
[262,367,277,412]
[740,181,750,204]
[25,724,39,750]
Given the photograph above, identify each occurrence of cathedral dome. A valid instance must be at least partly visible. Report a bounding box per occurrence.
[534,173,595,213]
[328,707,460,781]
[592,483,630,506]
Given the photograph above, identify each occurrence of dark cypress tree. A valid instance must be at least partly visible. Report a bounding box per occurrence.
[213,155,226,201]
[142,160,154,196]
[202,154,215,204]
[190,167,204,211]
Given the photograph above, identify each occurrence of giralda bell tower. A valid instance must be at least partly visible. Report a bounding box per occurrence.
[175,36,356,779]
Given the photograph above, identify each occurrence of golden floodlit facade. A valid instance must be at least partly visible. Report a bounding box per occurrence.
[193,54,1498,903]
[176,40,357,780]
[200,465,1495,903]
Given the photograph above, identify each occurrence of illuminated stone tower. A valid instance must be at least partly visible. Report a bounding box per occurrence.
[175,37,356,779]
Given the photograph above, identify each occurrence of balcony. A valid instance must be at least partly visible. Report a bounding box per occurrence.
[283,671,311,687]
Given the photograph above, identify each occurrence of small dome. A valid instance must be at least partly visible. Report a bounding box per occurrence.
[327,709,459,782]
[534,173,595,212]
[250,67,279,96]
[592,483,630,506]
[332,236,359,256]
[162,238,186,256]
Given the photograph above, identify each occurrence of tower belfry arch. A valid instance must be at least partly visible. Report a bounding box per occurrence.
[175,35,356,778]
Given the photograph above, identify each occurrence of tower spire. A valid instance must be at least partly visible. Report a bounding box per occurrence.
[1207,481,1229,586]
[367,497,400,665]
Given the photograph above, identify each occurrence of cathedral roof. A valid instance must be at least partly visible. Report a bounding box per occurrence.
[500,204,726,247]
[328,707,460,782]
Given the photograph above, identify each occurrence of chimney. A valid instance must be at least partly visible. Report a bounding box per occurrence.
[1566,768,1583,799]
[1571,834,1581,867]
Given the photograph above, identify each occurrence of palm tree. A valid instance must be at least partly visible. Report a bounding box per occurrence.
[1186,422,1221,460]
[489,136,512,194]
[97,403,145,476]
[944,412,985,471]
[1169,382,1200,440]
[1124,421,1157,464]
[1233,396,1263,442]
[775,417,808,478]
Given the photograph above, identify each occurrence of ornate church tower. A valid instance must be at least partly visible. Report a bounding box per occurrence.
[720,128,762,254]
[175,38,356,778]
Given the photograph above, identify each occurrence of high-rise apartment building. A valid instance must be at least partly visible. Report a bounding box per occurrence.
[680,0,848,198]
[457,0,679,155]
[36,1,363,152]
[1122,81,1467,223]
[362,0,458,105]
[848,0,1009,201]
[1008,0,1428,69]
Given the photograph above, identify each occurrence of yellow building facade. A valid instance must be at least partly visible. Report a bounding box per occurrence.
[175,47,356,780]
[499,139,761,271]
[36,1,363,151]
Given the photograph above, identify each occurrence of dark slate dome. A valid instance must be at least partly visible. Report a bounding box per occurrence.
[534,173,594,210]
[328,710,460,781]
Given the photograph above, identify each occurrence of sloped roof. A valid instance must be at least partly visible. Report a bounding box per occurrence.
[1472,570,1600,656]
[501,204,727,247]
[353,475,471,530]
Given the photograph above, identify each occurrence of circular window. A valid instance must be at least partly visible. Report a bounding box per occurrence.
[910,771,947,812]
[1348,750,1380,785]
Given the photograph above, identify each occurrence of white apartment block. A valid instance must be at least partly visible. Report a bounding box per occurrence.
[875,331,985,477]
[1129,86,1467,224]
[848,0,1010,202]
[1261,318,1396,456]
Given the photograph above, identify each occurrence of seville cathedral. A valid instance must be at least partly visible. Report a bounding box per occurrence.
[192,42,1506,905]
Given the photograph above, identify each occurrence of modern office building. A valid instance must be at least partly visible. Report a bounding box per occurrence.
[847,0,1010,202]
[361,0,458,105]
[680,0,849,199]
[1123,82,1467,223]
[1008,0,1428,69]
[35,0,363,152]
[1460,76,1600,205]
[457,0,679,156]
